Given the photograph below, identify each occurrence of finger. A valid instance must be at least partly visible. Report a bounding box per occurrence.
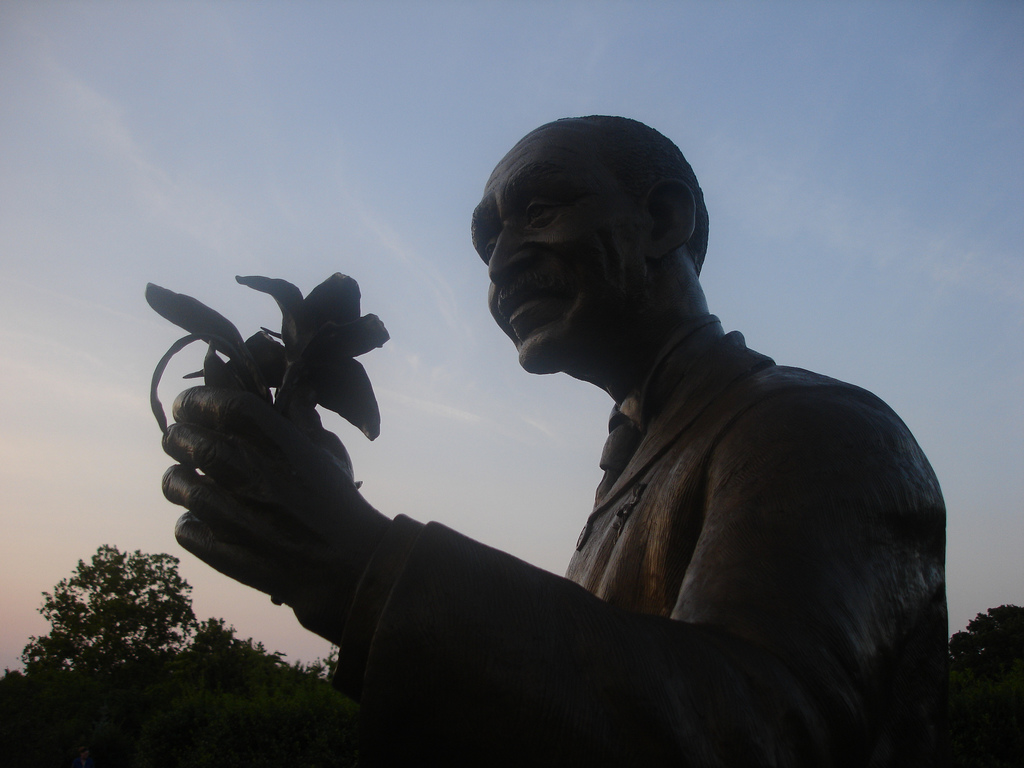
[162,464,231,523]
[174,511,288,600]
[163,423,322,510]
[174,388,357,499]
[162,464,262,541]
[172,387,338,482]
[172,387,300,452]
[162,463,314,554]
[163,422,263,490]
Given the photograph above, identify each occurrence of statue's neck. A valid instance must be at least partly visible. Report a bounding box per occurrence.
[614,314,723,429]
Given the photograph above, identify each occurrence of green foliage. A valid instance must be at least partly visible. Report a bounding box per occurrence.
[8,547,1022,767]
[949,662,1024,767]
[950,605,1024,681]
[22,545,197,675]
[163,617,287,696]
[136,619,359,767]
[135,673,359,768]
[0,667,104,767]
[3,546,357,767]
[949,605,1024,767]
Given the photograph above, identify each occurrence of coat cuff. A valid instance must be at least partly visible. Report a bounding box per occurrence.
[334,513,425,699]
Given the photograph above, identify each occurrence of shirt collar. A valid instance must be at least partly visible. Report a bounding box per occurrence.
[616,314,723,431]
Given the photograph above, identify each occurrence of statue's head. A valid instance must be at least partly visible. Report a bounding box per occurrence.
[531,116,708,271]
[473,116,709,387]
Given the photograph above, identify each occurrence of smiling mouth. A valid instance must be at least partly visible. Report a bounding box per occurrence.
[496,271,574,323]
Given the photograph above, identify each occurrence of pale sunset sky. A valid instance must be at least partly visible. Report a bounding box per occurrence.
[1,1,1021,670]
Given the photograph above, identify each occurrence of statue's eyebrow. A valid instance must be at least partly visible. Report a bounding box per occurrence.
[472,161,581,252]
[503,161,565,202]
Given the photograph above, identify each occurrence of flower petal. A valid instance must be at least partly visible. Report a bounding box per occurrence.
[307,357,381,440]
[305,314,390,361]
[235,275,310,356]
[146,284,269,398]
[145,284,246,352]
[303,272,361,326]
[244,331,287,389]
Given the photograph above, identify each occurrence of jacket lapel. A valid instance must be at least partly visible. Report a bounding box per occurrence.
[591,332,773,518]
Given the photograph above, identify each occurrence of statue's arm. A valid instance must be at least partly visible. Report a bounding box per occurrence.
[337,519,838,766]
[161,384,945,764]
[336,387,946,766]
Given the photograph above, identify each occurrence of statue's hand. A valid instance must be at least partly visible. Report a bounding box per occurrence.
[161,386,389,644]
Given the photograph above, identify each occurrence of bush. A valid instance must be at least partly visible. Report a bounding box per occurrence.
[136,685,359,768]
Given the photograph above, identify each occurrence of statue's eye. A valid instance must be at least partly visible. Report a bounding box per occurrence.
[474,222,499,263]
[526,202,556,227]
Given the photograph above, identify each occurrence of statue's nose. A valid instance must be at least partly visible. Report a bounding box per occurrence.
[487,230,535,285]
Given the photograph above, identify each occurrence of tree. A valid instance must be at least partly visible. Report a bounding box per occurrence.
[137,620,359,768]
[950,604,1024,680]
[22,544,197,675]
[948,605,1024,768]
[166,617,287,695]
[5,547,358,767]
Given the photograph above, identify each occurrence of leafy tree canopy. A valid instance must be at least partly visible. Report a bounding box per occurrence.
[949,604,1024,680]
[22,545,197,675]
[167,617,287,695]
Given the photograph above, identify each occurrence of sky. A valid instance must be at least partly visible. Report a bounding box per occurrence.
[1,1,1021,672]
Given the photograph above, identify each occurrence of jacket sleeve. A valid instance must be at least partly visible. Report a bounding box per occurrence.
[333,387,946,767]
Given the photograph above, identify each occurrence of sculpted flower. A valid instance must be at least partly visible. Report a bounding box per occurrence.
[146,273,389,442]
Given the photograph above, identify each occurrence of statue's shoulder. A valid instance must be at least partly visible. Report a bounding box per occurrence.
[713,359,942,503]
[742,362,908,432]
[655,332,939,498]
[684,331,907,438]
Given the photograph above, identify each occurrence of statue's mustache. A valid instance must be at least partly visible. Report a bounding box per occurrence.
[495,270,574,319]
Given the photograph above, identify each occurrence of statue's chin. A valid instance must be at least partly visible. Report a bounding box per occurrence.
[514,309,612,381]
[516,331,566,375]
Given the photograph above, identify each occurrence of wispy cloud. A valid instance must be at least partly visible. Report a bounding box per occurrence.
[706,136,1024,307]
[0,329,149,417]
[337,185,468,340]
[14,48,252,263]
[379,388,482,425]
[523,417,559,441]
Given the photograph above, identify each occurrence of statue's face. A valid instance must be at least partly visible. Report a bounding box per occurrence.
[473,123,649,377]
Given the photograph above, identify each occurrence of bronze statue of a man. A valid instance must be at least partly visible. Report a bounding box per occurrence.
[161,117,948,766]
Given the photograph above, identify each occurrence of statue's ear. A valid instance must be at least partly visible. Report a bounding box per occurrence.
[645,179,695,260]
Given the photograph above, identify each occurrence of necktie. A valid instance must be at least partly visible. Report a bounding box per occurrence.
[596,407,642,499]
